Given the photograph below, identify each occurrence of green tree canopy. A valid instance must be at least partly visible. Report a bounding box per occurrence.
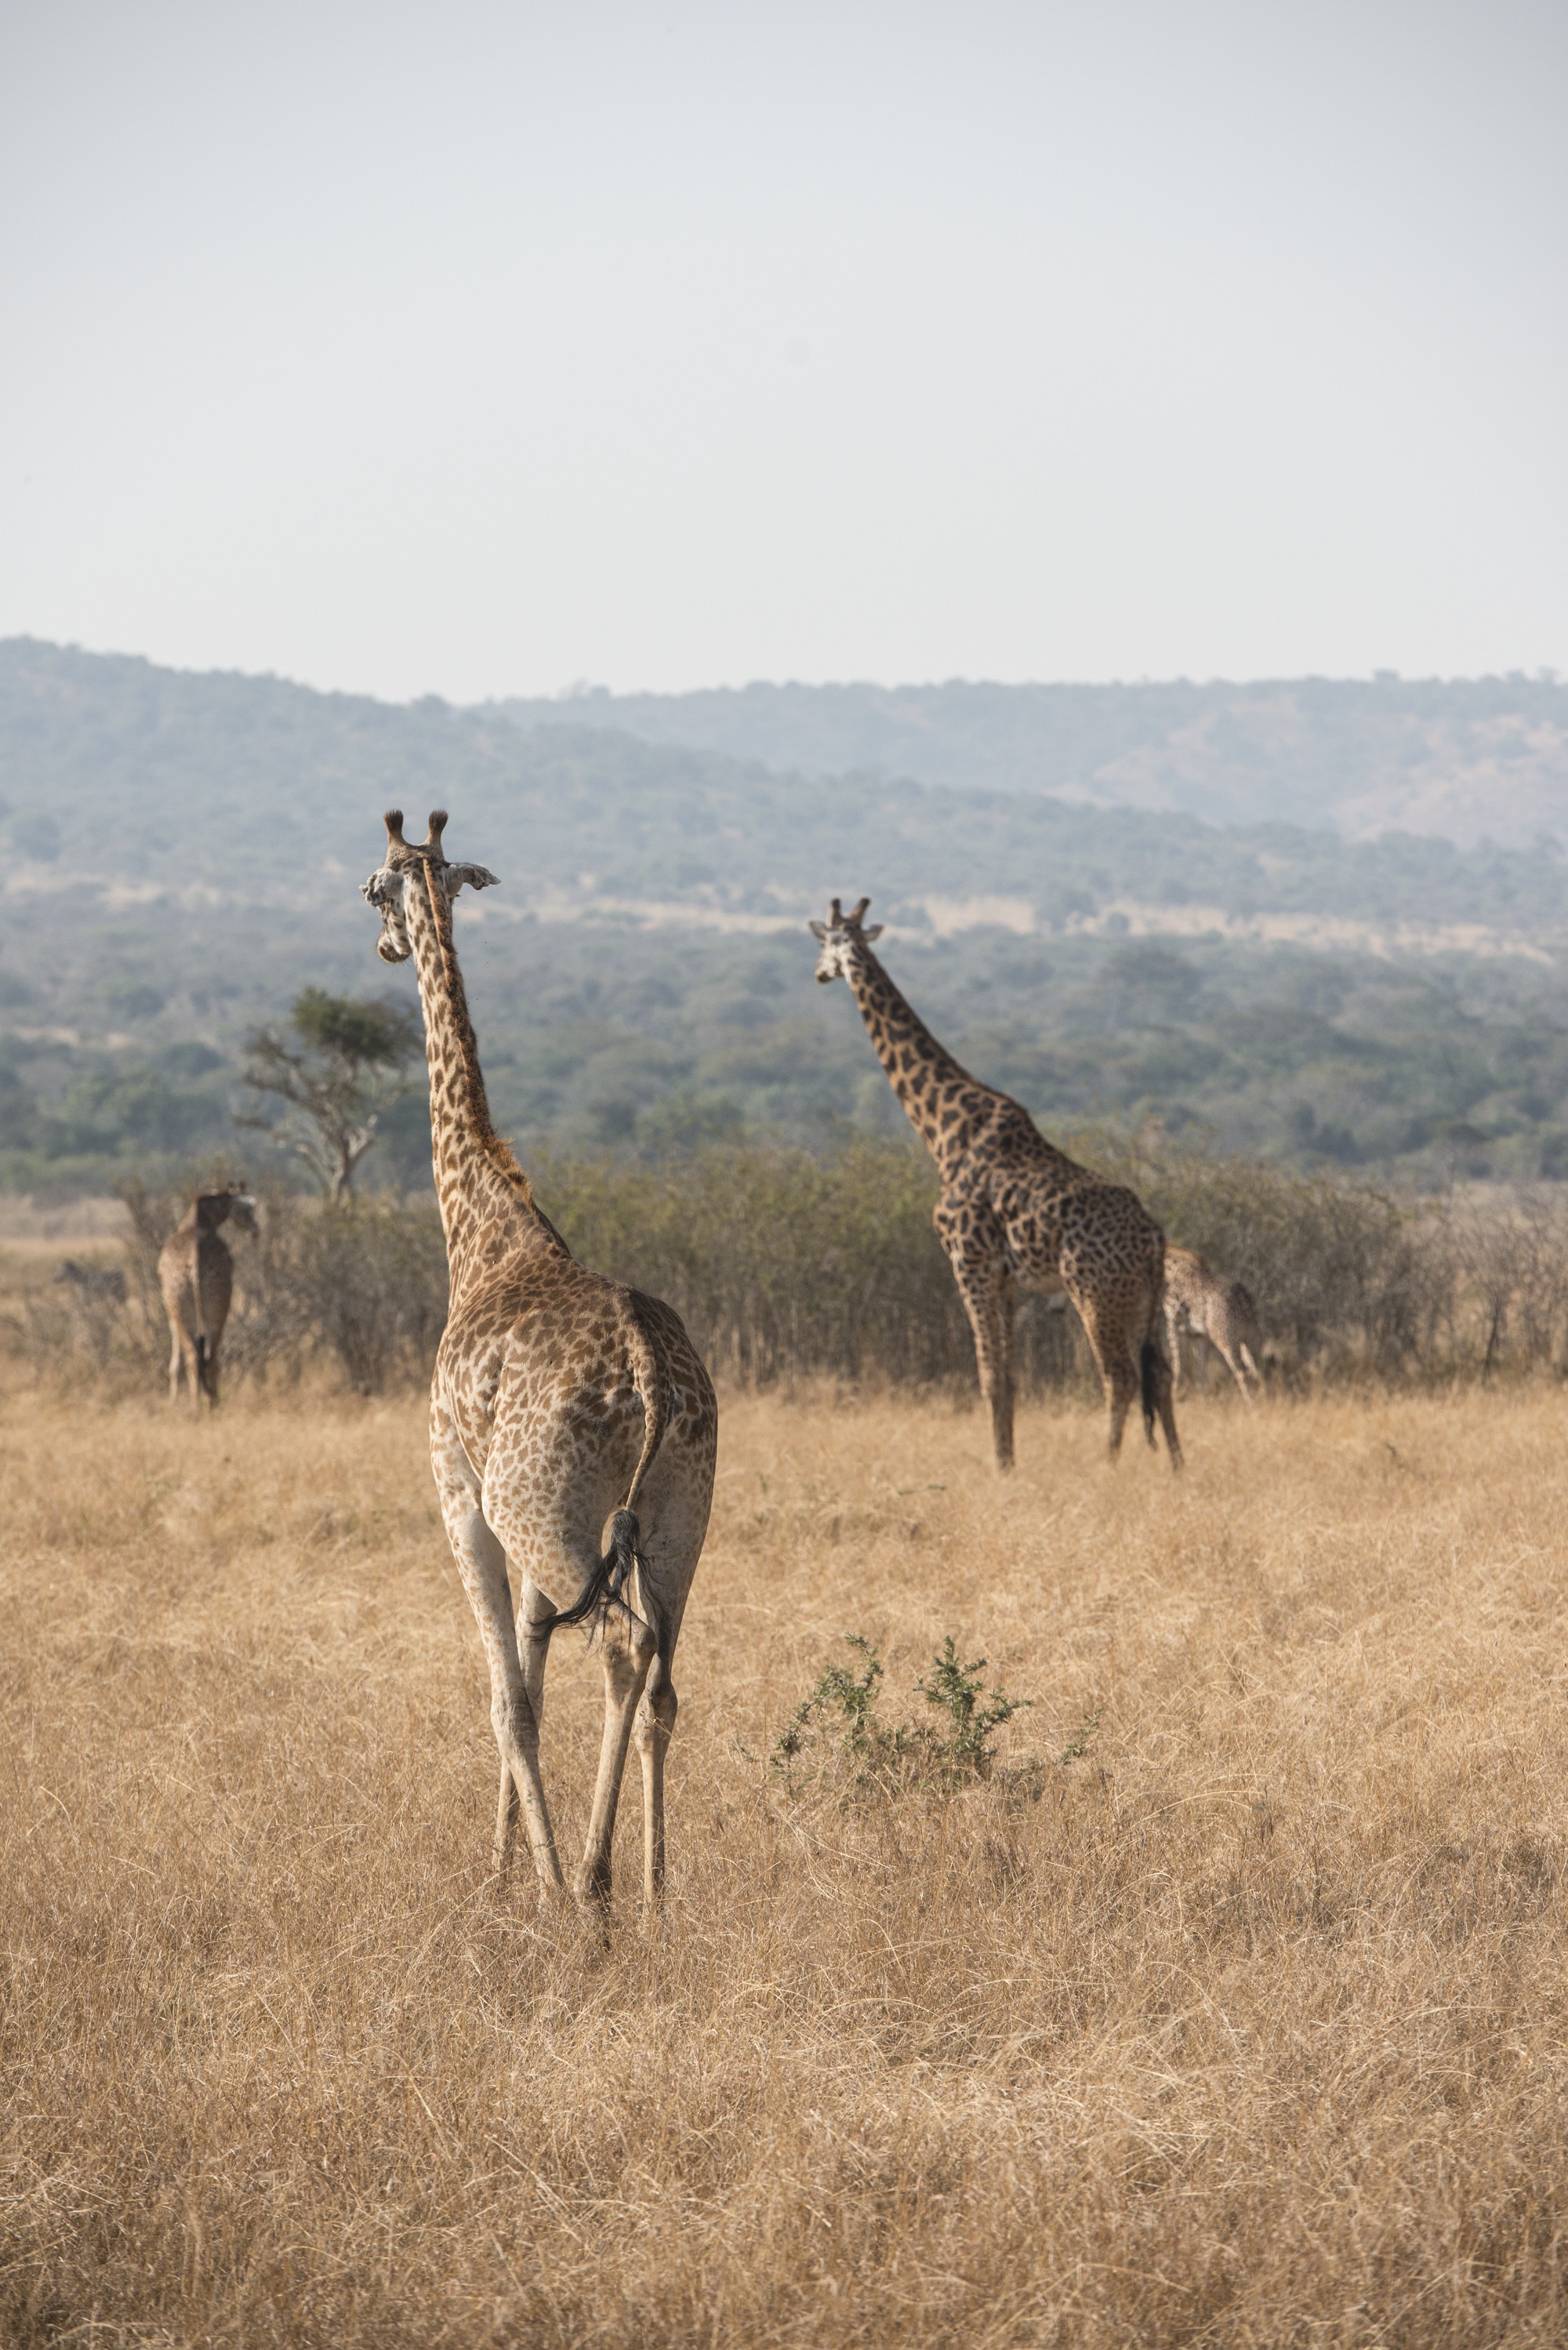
[240,987,422,1200]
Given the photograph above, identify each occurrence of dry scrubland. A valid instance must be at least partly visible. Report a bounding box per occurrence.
[5,1383,1568,2346]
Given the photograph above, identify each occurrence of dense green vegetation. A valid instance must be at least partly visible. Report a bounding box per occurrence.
[5,637,1568,1196]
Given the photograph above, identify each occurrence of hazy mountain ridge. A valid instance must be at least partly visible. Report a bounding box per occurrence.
[6,640,1568,934]
[6,637,1568,1195]
[495,674,1568,846]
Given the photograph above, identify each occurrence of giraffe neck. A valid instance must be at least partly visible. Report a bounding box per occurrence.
[401,860,561,1291]
[841,939,995,1168]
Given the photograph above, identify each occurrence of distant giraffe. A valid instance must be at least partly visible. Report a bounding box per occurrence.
[158,1186,258,1409]
[1163,1245,1265,1403]
[362,809,717,1914]
[811,897,1181,1472]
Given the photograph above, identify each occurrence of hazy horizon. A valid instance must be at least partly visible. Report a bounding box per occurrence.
[7,630,1559,706]
[4,2,1564,702]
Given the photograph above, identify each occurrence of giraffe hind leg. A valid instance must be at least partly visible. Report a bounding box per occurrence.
[1147,1335,1185,1457]
[633,1610,678,1916]
[1070,1290,1141,1460]
[579,1603,659,1911]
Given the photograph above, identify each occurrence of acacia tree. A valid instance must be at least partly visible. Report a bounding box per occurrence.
[239,988,422,1202]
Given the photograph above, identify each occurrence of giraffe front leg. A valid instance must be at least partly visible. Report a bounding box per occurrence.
[503,1578,557,1876]
[939,1218,1016,1471]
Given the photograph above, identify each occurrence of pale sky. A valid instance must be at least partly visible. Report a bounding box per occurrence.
[2,0,1563,700]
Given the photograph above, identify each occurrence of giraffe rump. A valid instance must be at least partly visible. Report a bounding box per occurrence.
[541,1295,670,1640]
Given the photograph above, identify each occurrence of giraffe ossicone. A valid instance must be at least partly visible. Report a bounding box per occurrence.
[362,807,717,1916]
[810,893,1181,1473]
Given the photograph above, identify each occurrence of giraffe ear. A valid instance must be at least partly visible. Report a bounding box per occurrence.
[862,924,884,943]
[808,921,828,941]
[446,861,499,895]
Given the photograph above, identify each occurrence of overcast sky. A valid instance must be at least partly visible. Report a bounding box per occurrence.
[2,1,1563,701]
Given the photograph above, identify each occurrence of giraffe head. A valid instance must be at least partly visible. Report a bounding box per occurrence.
[808,895,884,983]
[197,1186,259,1237]
[361,808,499,962]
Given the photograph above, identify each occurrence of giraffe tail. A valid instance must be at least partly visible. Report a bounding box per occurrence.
[542,1508,648,1636]
[194,1331,210,1397]
[541,1293,669,1639]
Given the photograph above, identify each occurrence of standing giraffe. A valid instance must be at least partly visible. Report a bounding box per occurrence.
[158,1186,258,1408]
[361,810,717,1913]
[811,897,1181,1473]
[1163,1244,1265,1402]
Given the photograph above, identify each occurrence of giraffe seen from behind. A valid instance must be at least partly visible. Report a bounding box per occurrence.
[811,897,1181,1473]
[362,810,717,1916]
[158,1186,258,1409]
[1163,1244,1265,1403]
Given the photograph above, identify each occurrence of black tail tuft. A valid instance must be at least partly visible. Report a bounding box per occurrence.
[1140,1339,1160,1444]
[542,1509,647,1638]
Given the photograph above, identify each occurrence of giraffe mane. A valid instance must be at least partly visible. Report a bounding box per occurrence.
[419,860,534,1206]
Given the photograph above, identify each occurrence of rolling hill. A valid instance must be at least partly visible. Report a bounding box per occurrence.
[5,637,1568,1195]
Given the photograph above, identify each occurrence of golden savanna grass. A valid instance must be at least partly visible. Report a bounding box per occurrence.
[5,1381,1568,2345]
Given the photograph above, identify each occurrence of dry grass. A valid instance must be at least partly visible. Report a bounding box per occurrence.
[5,1382,1568,2346]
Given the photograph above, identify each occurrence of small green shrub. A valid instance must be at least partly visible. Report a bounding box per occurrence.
[772,1633,1032,1799]
[916,1637,1032,1784]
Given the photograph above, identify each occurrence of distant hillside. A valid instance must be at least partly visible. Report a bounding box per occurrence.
[495,675,1568,847]
[7,637,1568,1196]
[7,639,1567,933]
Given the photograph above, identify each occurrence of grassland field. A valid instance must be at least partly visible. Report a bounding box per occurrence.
[5,1355,1568,2345]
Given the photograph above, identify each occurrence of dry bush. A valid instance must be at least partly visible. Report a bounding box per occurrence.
[1078,1135,1568,1386]
[4,1385,1568,2346]
[19,1180,448,1397]
[546,1140,1568,1392]
[18,1141,1568,1400]
[294,1197,449,1393]
[536,1139,975,1387]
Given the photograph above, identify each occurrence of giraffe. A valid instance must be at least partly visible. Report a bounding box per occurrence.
[361,810,717,1915]
[1163,1244,1265,1403]
[158,1186,258,1408]
[811,897,1181,1473]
